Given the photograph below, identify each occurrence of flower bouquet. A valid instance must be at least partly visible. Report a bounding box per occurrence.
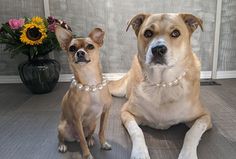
[0,16,71,94]
[0,16,71,59]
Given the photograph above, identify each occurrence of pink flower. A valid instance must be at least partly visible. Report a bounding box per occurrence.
[47,16,56,24]
[8,18,25,30]
[48,22,56,32]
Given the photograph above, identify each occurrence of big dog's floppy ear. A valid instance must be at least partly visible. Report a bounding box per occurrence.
[89,28,105,47]
[179,13,203,34]
[126,13,149,36]
[55,25,72,51]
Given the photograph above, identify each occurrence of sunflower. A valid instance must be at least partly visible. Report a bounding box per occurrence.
[20,19,47,45]
[31,16,44,24]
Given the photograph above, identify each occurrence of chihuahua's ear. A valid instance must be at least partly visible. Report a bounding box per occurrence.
[55,25,72,51]
[88,28,105,47]
[126,13,149,36]
[179,13,203,34]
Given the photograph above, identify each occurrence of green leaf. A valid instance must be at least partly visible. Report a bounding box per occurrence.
[12,43,24,52]
[24,17,30,22]
[33,46,38,55]
[10,51,19,58]
[1,24,17,39]
[0,39,16,45]
[4,43,16,50]
[29,47,35,60]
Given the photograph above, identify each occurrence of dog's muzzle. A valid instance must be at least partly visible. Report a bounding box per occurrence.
[151,44,167,65]
[151,45,167,56]
[75,50,91,63]
[145,38,168,65]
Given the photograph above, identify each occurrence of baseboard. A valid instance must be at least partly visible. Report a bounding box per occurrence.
[0,75,22,83]
[59,72,212,82]
[0,71,235,83]
[216,71,236,79]
[58,74,74,82]
[200,71,212,79]
[0,73,126,83]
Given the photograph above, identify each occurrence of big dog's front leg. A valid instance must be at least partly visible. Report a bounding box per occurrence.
[74,119,93,159]
[121,102,150,159]
[99,107,112,150]
[178,113,212,159]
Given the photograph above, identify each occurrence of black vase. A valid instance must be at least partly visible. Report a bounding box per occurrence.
[18,58,61,94]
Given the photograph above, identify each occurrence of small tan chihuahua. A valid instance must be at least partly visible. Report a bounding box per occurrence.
[55,26,112,159]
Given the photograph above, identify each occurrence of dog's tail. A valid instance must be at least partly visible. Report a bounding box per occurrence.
[108,72,130,97]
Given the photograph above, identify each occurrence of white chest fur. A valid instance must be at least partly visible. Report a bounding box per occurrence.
[132,79,195,129]
[82,91,105,126]
[90,92,104,115]
[70,77,108,123]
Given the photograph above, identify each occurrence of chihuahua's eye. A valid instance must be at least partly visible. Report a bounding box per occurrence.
[86,44,94,50]
[171,29,181,38]
[144,30,153,38]
[69,45,77,52]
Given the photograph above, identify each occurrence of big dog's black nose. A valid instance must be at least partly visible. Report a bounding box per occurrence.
[77,51,85,58]
[151,45,167,56]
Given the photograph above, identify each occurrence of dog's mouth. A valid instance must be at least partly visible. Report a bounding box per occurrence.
[75,58,91,64]
[145,55,167,66]
[151,56,166,65]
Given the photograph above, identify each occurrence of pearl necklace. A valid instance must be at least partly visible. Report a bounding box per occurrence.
[70,76,108,92]
[151,71,187,88]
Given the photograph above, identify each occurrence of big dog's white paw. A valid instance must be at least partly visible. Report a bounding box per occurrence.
[130,145,150,159]
[83,154,94,159]
[178,149,198,159]
[58,144,67,153]
[101,141,112,150]
[86,154,94,159]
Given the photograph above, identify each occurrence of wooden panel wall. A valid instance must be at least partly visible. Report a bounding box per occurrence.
[0,0,235,76]
[49,0,217,73]
[218,0,236,71]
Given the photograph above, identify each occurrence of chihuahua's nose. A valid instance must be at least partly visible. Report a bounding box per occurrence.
[77,51,85,58]
[151,45,167,56]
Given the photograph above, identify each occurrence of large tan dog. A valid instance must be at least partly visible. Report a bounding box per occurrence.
[109,13,212,159]
[55,26,112,159]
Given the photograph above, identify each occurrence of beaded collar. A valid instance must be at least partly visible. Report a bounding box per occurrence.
[70,76,107,92]
[149,71,187,88]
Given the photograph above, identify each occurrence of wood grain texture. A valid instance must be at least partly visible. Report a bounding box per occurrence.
[218,0,236,71]
[49,0,217,73]
[0,0,45,75]
[1,0,236,76]
[0,80,236,159]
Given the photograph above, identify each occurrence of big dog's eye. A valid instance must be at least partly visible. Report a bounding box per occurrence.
[86,44,94,50]
[69,45,77,52]
[144,30,153,38]
[171,29,181,38]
